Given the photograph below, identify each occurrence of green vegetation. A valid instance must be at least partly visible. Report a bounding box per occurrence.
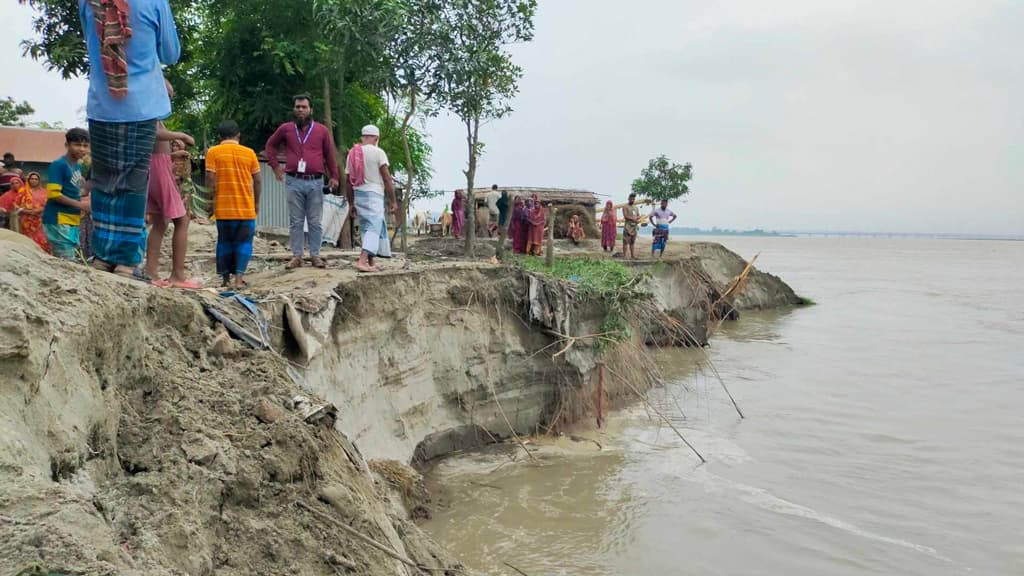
[795,294,817,306]
[18,0,535,255]
[514,256,649,351]
[631,154,694,202]
[0,97,35,126]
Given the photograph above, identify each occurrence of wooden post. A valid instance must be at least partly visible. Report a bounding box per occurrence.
[496,217,508,261]
[545,204,555,267]
[596,362,605,428]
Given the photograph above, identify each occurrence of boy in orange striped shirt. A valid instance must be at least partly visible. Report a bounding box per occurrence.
[205,120,261,289]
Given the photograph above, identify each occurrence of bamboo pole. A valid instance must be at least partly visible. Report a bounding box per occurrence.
[545,205,555,267]
[605,366,706,464]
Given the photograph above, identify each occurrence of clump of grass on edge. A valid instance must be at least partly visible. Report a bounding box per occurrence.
[513,256,637,301]
[795,294,816,306]
[513,256,648,351]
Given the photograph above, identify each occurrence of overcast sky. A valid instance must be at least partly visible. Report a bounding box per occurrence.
[3,0,1022,234]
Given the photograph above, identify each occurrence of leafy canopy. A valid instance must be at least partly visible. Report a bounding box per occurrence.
[0,98,35,126]
[631,155,694,202]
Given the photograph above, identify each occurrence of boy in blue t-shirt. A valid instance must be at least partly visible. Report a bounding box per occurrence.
[43,128,91,260]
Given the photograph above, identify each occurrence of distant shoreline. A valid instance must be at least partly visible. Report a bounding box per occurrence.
[675,231,1023,242]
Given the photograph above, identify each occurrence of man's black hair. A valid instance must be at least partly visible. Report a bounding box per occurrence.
[3,152,14,162]
[293,93,313,106]
[491,184,498,190]
[65,128,90,144]
[218,120,241,140]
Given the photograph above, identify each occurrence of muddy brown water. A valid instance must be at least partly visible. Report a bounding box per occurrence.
[421,237,1024,576]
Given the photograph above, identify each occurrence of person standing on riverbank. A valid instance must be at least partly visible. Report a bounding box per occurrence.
[265,94,339,269]
[451,190,465,240]
[207,120,261,289]
[600,200,617,252]
[621,193,640,260]
[649,199,677,257]
[43,129,91,261]
[525,193,546,256]
[343,124,396,273]
[144,79,199,289]
[81,0,180,278]
[509,196,527,254]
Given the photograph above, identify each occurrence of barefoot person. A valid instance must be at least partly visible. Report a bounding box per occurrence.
[144,79,200,289]
[621,193,640,260]
[81,0,180,279]
[206,121,261,289]
[264,94,339,269]
[343,125,396,273]
[649,199,677,258]
[43,129,92,260]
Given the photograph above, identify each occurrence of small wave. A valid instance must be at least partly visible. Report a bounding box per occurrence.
[697,471,952,563]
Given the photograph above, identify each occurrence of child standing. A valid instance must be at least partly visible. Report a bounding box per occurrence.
[205,120,261,289]
[43,128,91,261]
[144,80,200,288]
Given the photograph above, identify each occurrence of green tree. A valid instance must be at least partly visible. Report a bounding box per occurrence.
[432,0,537,256]
[631,155,694,202]
[384,0,446,250]
[0,98,35,126]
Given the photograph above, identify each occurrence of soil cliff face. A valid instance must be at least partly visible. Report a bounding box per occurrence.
[0,235,459,576]
[262,242,801,466]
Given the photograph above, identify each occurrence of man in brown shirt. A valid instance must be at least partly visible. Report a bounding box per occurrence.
[265,94,340,268]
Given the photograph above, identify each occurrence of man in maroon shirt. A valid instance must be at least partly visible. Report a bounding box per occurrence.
[265,94,340,268]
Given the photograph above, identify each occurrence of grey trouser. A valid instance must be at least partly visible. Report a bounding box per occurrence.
[286,175,324,256]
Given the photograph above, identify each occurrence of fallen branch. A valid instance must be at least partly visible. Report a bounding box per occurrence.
[503,561,532,576]
[295,501,457,573]
[487,383,539,464]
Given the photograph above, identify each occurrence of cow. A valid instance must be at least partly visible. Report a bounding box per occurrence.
[411,211,431,235]
[439,211,453,237]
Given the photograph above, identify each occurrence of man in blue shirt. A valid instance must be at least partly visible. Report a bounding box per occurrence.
[79,0,180,278]
[43,128,92,260]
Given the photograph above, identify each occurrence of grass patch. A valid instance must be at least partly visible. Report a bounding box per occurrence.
[513,256,649,351]
[514,256,637,299]
[795,294,816,306]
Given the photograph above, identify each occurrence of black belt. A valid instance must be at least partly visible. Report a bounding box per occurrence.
[286,172,323,180]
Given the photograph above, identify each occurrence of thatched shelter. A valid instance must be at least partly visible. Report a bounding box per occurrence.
[465,186,601,238]
[470,186,599,208]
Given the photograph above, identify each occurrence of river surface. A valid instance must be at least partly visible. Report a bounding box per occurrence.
[421,237,1024,576]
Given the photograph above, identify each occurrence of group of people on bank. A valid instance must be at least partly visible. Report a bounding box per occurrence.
[5,0,678,286]
[1,0,401,287]
[461,189,678,259]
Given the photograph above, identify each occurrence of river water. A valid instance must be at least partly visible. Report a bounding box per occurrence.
[421,237,1024,576]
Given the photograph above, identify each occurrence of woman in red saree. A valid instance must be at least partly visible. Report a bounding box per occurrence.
[14,172,51,252]
[567,214,585,244]
[525,194,546,256]
[600,200,617,252]
[508,196,527,254]
[451,190,465,239]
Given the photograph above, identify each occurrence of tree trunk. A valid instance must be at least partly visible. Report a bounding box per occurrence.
[322,76,334,135]
[399,87,417,254]
[545,204,556,267]
[463,118,479,257]
[335,70,355,248]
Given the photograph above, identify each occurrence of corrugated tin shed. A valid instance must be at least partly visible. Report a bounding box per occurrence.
[0,127,67,163]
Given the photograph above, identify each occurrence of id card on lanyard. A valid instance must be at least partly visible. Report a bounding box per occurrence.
[296,121,315,173]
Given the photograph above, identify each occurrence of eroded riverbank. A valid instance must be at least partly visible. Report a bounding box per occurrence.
[0,230,799,574]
